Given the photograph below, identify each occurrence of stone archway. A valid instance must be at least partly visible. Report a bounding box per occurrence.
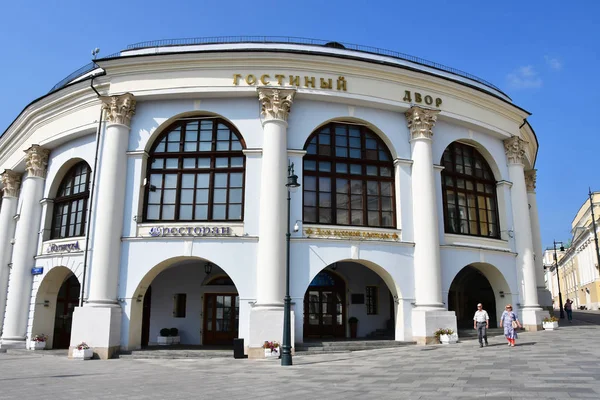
[31,266,80,349]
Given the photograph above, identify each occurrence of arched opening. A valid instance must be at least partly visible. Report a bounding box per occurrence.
[31,267,80,349]
[133,258,239,348]
[448,265,497,328]
[303,261,400,340]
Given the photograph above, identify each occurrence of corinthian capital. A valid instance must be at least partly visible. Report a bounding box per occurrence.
[24,145,50,179]
[405,106,440,140]
[258,88,295,123]
[525,169,537,192]
[100,93,136,127]
[504,136,527,165]
[1,169,22,197]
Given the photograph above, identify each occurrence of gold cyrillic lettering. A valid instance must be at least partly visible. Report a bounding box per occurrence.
[245,74,256,85]
[305,76,315,88]
[435,98,443,107]
[424,95,433,105]
[415,92,422,103]
[289,75,300,86]
[275,74,285,85]
[336,76,347,91]
[403,91,412,102]
[233,74,242,85]
[320,78,332,89]
[260,74,270,85]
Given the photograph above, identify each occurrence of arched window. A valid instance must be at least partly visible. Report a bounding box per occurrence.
[303,122,395,227]
[51,162,91,239]
[144,118,245,222]
[441,142,499,238]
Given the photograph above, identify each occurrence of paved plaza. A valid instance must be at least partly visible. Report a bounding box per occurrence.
[1,312,600,400]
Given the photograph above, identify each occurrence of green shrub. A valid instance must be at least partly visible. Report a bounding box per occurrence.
[160,328,170,337]
[170,327,179,336]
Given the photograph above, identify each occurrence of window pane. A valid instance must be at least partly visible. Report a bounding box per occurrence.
[368,211,379,226]
[351,195,362,210]
[163,190,176,204]
[350,164,361,175]
[196,174,210,188]
[196,189,209,203]
[351,211,363,225]
[231,157,244,167]
[162,205,175,220]
[195,205,208,220]
[180,205,193,220]
[229,205,242,220]
[367,196,379,211]
[319,208,332,223]
[180,189,193,203]
[164,175,177,188]
[165,159,178,169]
[214,189,227,203]
[304,176,316,191]
[336,163,348,174]
[304,191,317,207]
[183,158,195,169]
[304,207,317,222]
[216,158,228,168]
[319,177,331,192]
[366,165,377,176]
[336,210,349,224]
[230,173,243,187]
[181,175,195,189]
[213,205,226,219]
[336,194,349,208]
[230,189,243,203]
[351,180,362,194]
[336,179,349,194]
[305,160,316,171]
[319,193,331,208]
[319,162,331,172]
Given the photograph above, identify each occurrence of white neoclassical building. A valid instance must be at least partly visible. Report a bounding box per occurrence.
[0,38,551,359]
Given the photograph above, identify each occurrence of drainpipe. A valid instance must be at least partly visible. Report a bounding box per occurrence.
[79,69,104,306]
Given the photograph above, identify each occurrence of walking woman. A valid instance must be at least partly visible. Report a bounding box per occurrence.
[500,304,522,347]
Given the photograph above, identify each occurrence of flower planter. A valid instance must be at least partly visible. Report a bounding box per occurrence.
[543,321,559,330]
[171,336,180,345]
[439,333,458,344]
[264,348,279,358]
[157,336,173,345]
[72,348,94,360]
[28,341,46,350]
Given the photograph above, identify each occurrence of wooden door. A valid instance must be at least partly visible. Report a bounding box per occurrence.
[203,293,239,345]
[304,275,345,339]
[52,275,80,349]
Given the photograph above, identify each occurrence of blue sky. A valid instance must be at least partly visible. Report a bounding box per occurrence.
[0,0,598,249]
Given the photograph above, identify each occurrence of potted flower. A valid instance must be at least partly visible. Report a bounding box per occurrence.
[434,328,458,344]
[348,317,359,339]
[543,316,559,330]
[72,342,93,360]
[262,341,280,358]
[158,328,172,345]
[28,334,47,350]
[170,328,180,345]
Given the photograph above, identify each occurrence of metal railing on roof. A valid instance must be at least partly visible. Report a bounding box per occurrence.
[48,36,504,95]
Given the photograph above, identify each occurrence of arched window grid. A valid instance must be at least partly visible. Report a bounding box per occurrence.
[441,142,500,239]
[143,118,246,222]
[51,162,91,239]
[303,122,395,228]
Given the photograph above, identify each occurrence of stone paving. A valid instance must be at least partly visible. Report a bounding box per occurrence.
[1,312,600,400]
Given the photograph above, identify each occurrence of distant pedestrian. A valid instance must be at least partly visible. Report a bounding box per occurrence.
[473,303,489,348]
[564,299,574,322]
[500,304,521,347]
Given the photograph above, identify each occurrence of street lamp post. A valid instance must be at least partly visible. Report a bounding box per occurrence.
[282,162,300,366]
[553,240,566,319]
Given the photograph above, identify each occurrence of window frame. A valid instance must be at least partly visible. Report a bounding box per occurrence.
[302,122,396,228]
[440,142,500,239]
[143,117,246,223]
[50,162,91,239]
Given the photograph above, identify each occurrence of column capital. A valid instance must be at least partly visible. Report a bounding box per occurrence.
[24,145,50,179]
[100,93,136,127]
[258,88,295,123]
[405,106,440,140]
[504,136,528,165]
[525,169,537,192]
[0,169,22,197]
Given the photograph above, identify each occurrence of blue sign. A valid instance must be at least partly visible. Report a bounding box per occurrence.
[31,267,43,275]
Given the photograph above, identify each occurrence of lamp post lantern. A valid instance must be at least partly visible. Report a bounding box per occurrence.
[282,162,300,366]
[553,240,566,319]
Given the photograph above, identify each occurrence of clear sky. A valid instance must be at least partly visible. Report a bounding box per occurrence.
[0,0,598,249]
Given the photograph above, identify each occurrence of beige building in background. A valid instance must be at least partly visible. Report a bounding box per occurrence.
[545,192,600,310]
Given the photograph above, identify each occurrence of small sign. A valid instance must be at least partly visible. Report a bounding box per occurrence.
[31,267,43,275]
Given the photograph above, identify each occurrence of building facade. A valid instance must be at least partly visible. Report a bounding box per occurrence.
[545,193,600,310]
[0,38,550,358]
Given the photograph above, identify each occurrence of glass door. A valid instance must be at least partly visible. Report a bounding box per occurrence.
[203,293,239,345]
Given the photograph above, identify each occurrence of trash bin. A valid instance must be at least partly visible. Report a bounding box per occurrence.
[233,338,246,359]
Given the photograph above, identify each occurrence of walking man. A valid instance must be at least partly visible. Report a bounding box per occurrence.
[473,303,489,348]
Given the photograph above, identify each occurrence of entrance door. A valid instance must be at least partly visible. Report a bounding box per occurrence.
[141,286,152,347]
[52,275,80,349]
[203,293,239,345]
[304,271,346,339]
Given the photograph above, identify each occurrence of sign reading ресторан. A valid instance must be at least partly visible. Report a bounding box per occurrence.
[148,226,232,237]
[46,241,81,254]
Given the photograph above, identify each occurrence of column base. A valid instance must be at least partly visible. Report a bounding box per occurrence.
[537,287,554,313]
[70,306,122,359]
[0,338,26,349]
[521,307,549,331]
[411,308,457,345]
[248,305,294,358]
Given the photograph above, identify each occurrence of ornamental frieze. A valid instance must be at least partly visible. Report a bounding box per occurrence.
[304,227,399,241]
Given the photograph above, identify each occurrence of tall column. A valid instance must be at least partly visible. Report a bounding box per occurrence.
[70,93,135,359]
[525,170,553,311]
[405,107,456,344]
[0,170,22,335]
[248,88,295,358]
[505,137,548,330]
[1,146,49,346]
